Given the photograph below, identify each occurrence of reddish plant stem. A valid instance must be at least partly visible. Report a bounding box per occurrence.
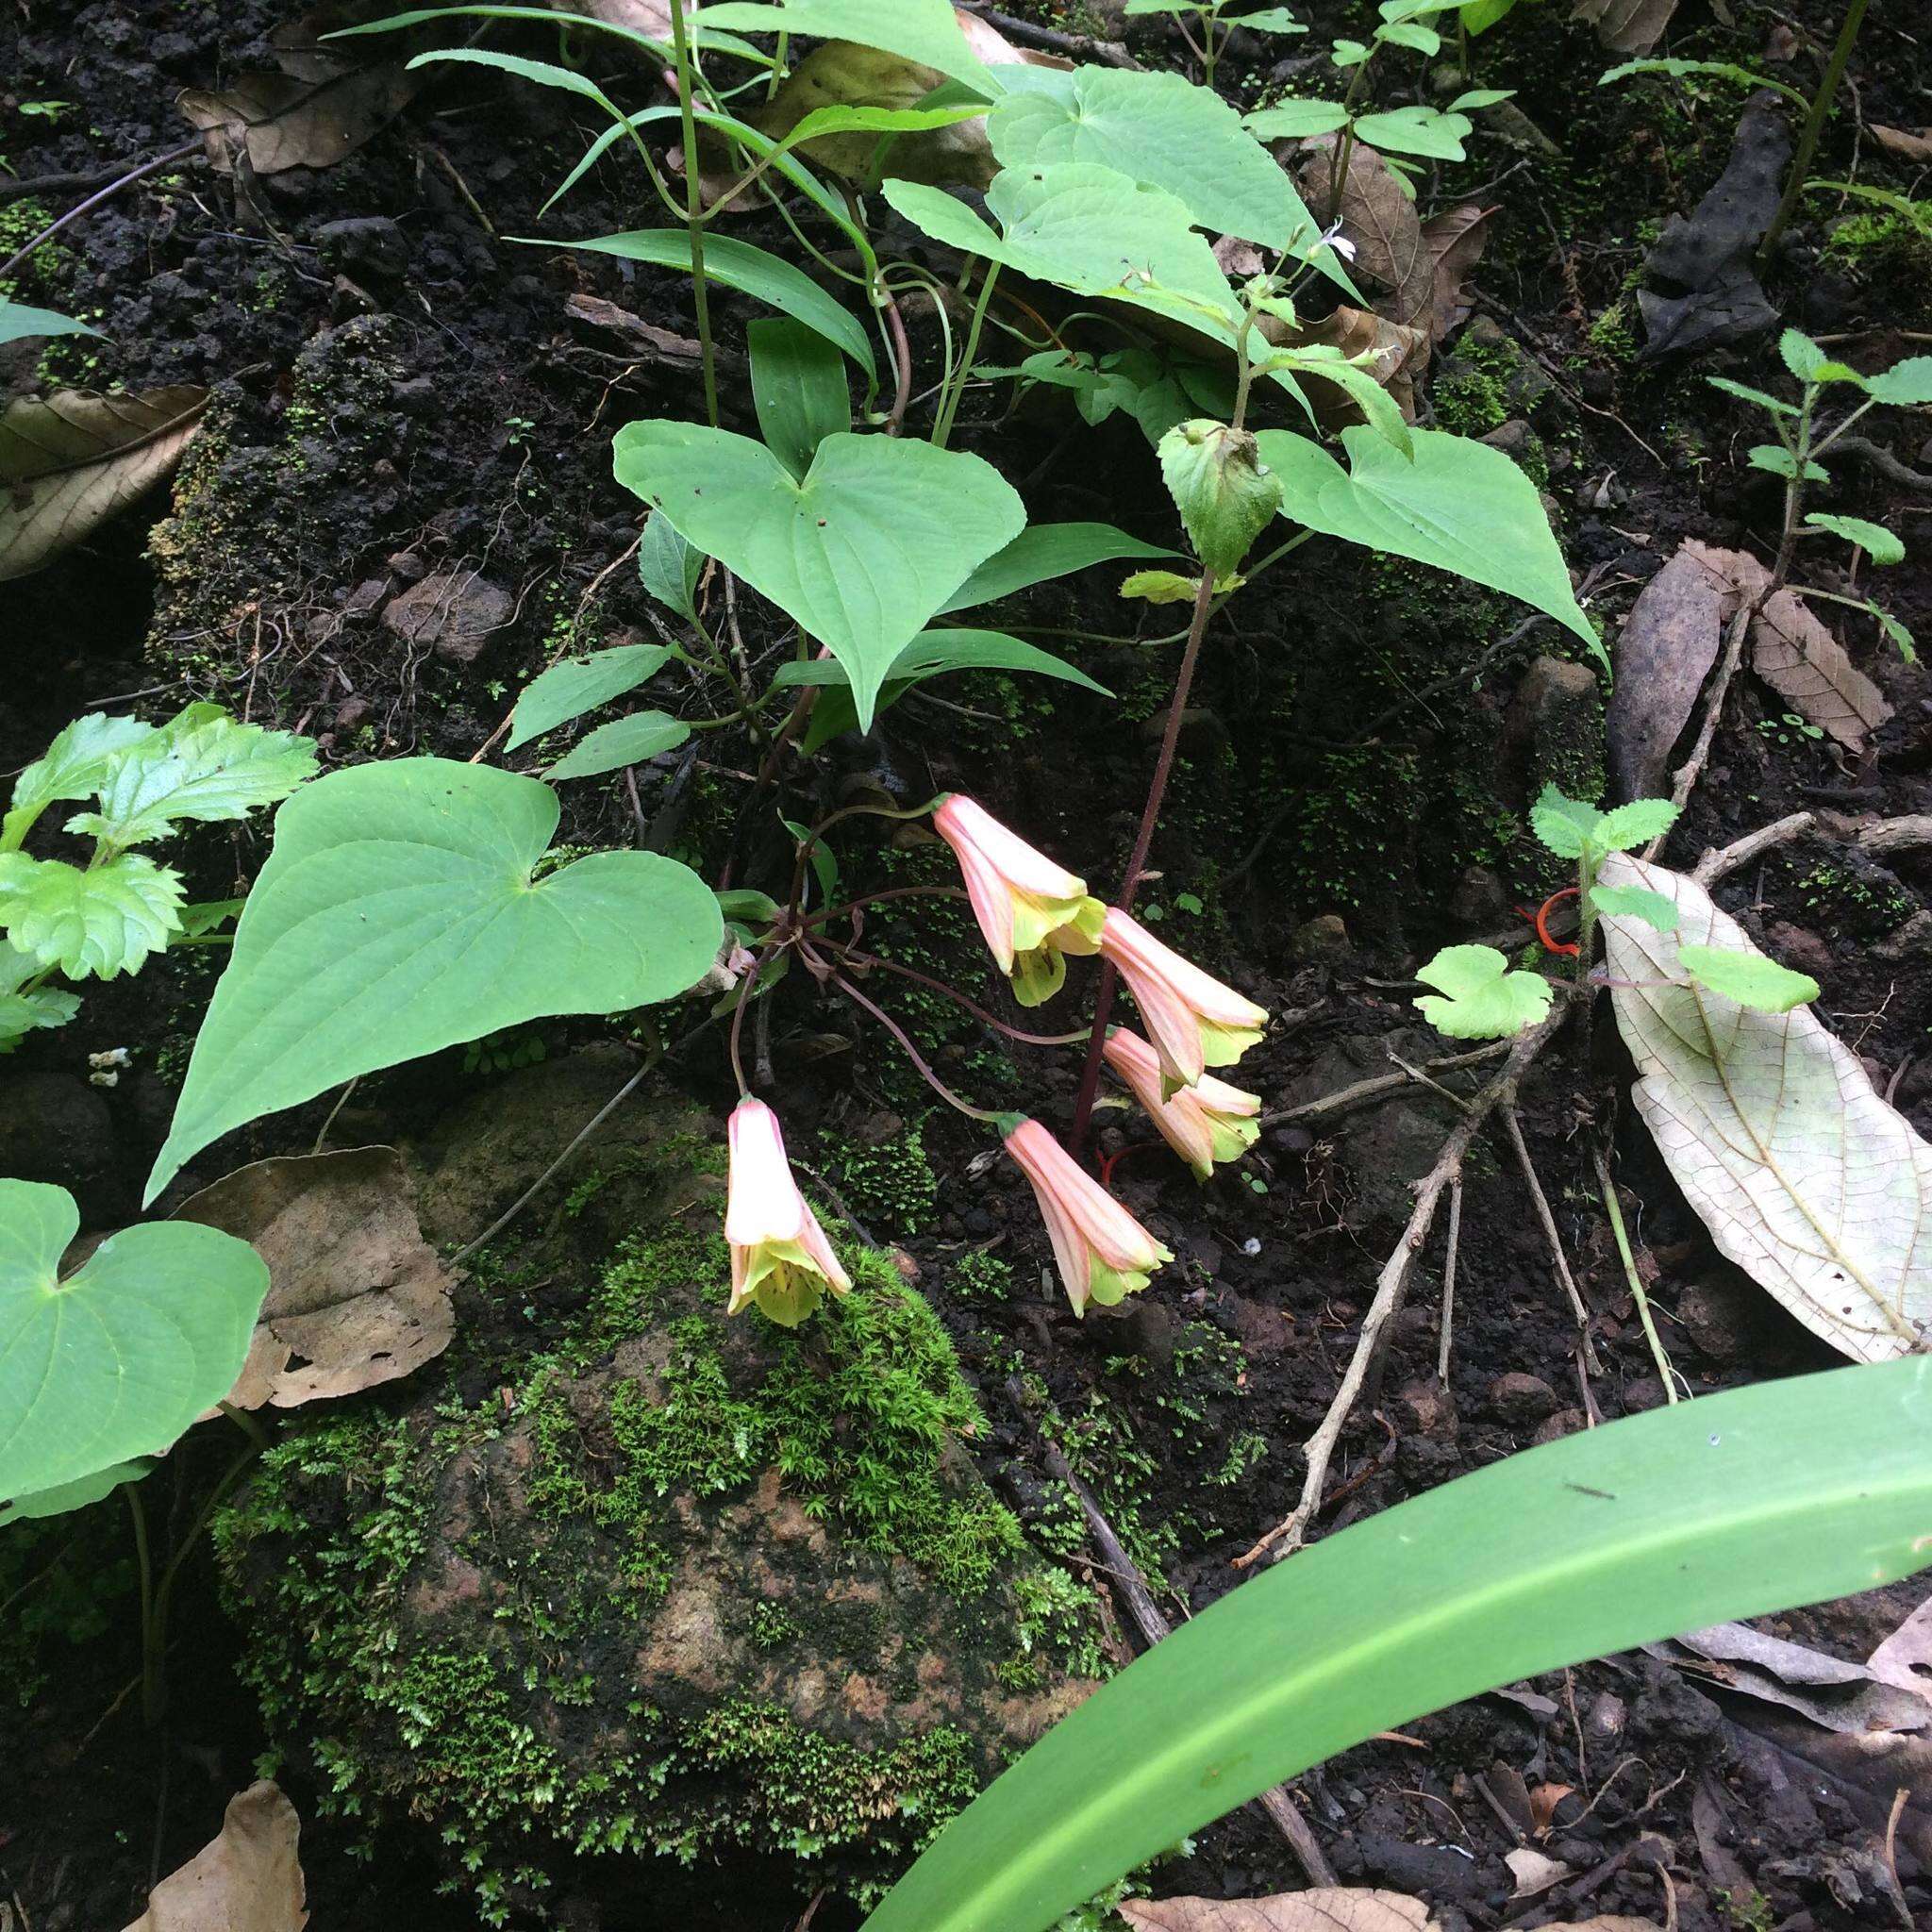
[838,946,1089,1046]
[1067,568,1218,1155]
[882,289,914,436]
[817,955,1000,1124]
[800,883,968,927]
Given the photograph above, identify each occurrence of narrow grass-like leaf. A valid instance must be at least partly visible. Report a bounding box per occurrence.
[863,1359,1932,1932]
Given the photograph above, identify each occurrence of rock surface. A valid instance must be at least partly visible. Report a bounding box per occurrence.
[216,1058,1093,1921]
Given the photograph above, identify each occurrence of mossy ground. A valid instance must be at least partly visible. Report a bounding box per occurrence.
[214,1132,1100,1924]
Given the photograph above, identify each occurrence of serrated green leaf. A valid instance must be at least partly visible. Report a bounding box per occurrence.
[1779,328,1827,383]
[939,523,1180,613]
[0,1181,268,1502]
[1529,783,1598,858]
[1748,444,1829,484]
[3,711,155,848]
[1593,797,1680,852]
[1706,375,1799,415]
[145,760,723,1204]
[62,709,316,849]
[1598,58,1804,106]
[1257,427,1602,665]
[1331,37,1371,63]
[611,425,1024,733]
[545,711,691,781]
[0,852,183,978]
[1865,357,1932,407]
[1239,7,1307,30]
[1589,883,1678,933]
[0,938,79,1052]
[858,1360,1932,1932]
[1158,420,1282,575]
[1680,942,1818,1012]
[1806,513,1905,565]
[1870,604,1916,661]
[1374,20,1441,53]
[1414,942,1554,1038]
[986,68,1336,275]
[508,645,673,752]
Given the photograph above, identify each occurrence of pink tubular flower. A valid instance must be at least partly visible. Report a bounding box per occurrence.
[933,794,1104,1008]
[1004,1117,1173,1317]
[1103,1027,1261,1181]
[1099,908,1268,1091]
[724,1097,852,1327]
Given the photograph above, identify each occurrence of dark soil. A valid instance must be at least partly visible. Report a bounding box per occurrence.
[3,1,1929,1929]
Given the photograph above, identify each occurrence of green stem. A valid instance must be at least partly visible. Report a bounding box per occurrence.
[1324,53,1377,226]
[933,261,1001,449]
[668,0,719,427]
[124,1481,159,1729]
[1760,0,1870,266]
[1595,1145,1683,1404]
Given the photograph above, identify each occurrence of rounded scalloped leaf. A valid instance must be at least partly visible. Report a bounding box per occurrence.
[0,1181,267,1502]
[146,760,723,1203]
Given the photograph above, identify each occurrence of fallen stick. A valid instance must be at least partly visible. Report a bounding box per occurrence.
[1006,1378,1340,1890]
[1234,1005,1569,1568]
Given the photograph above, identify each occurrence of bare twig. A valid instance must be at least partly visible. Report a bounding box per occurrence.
[1656,605,1753,841]
[956,0,1137,65]
[1257,1044,1509,1128]
[1504,1108,1601,1373]
[1692,810,1816,884]
[1436,1176,1462,1385]
[0,139,203,285]
[1832,435,1932,493]
[1007,1377,1339,1890]
[1236,1007,1568,1567]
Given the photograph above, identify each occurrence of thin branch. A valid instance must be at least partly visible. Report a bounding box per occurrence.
[1235,1006,1567,1568]
[1436,1177,1463,1385]
[1504,1108,1601,1373]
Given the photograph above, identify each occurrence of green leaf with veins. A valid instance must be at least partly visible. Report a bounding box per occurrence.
[1158,420,1282,575]
[64,708,315,850]
[1779,328,1829,383]
[1706,376,1797,415]
[1589,884,1679,933]
[695,0,997,93]
[987,68,1339,275]
[1353,105,1471,159]
[1120,570,1204,605]
[1594,798,1680,852]
[1870,605,1916,661]
[1374,21,1441,54]
[611,425,1024,733]
[1865,358,1932,407]
[1528,784,1599,858]
[0,1180,268,1504]
[508,645,673,752]
[639,508,704,622]
[1749,445,1829,484]
[4,712,155,847]
[145,759,723,1203]
[546,712,691,781]
[0,939,78,1053]
[1242,99,1352,139]
[1414,944,1553,1039]
[1259,428,1601,661]
[0,853,184,978]
[1,1457,155,1525]
[1679,943,1818,1012]
[1805,513,1904,565]
[939,523,1179,614]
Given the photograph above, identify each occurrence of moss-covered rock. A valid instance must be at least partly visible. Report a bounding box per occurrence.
[214,1058,1092,1924]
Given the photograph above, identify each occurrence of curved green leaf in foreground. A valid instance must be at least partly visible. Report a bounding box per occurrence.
[862,1358,1932,1932]
[0,1181,267,1503]
[145,760,722,1203]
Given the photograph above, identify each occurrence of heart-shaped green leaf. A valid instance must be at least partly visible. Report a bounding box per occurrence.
[146,760,722,1202]
[612,426,1025,732]
[0,1181,268,1502]
[1414,943,1554,1039]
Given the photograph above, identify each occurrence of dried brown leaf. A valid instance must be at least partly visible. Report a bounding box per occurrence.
[175,1146,455,1409]
[1536,1922,1662,1932]
[1297,138,1429,324]
[1599,855,1932,1363]
[178,64,419,175]
[1871,125,1932,163]
[1120,1890,1439,1932]
[1283,306,1430,424]
[1652,1621,1931,1734]
[122,1782,308,1932]
[1506,1848,1572,1897]
[0,385,207,582]
[1606,539,1742,797]
[1420,204,1493,343]
[1744,581,1891,751]
[1869,1593,1932,1712]
[1571,0,1678,55]
[555,0,677,38]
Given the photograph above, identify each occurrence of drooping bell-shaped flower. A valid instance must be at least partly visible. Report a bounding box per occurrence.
[724,1096,852,1327]
[1099,908,1268,1092]
[1003,1116,1173,1317]
[1103,1027,1261,1181]
[933,794,1105,1007]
